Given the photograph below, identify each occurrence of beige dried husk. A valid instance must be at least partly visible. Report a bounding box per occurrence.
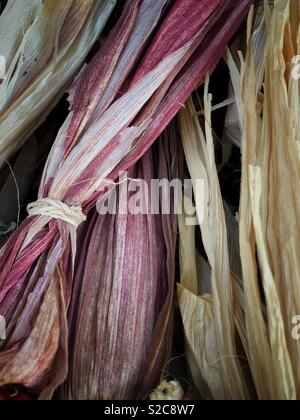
[178,0,300,400]
[239,0,300,400]
[178,89,249,400]
[0,0,115,168]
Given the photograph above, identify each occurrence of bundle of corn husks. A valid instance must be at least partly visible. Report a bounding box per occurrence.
[0,0,252,400]
[3,0,299,402]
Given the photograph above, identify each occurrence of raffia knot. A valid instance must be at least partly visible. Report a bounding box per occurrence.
[27,198,86,228]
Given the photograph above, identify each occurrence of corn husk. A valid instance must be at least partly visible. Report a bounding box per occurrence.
[224,4,266,148]
[0,0,252,399]
[60,126,178,400]
[178,93,249,400]
[0,0,116,168]
[194,0,300,400]
[239,0,300,399]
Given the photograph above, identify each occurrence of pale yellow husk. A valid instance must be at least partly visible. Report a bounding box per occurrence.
[178,89,249,400]
[178,0,300,400]
[239,0,300,399]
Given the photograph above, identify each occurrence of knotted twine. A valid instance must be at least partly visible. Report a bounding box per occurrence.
[27,198,86,228]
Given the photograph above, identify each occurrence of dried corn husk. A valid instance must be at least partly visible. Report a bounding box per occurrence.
[239,0,300,399]
[60,126,178,400]
[225,4,266,148]
[0,0,252,399]
[178,199,223,399]
[0,0,116,168]
[178,91,249,400]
